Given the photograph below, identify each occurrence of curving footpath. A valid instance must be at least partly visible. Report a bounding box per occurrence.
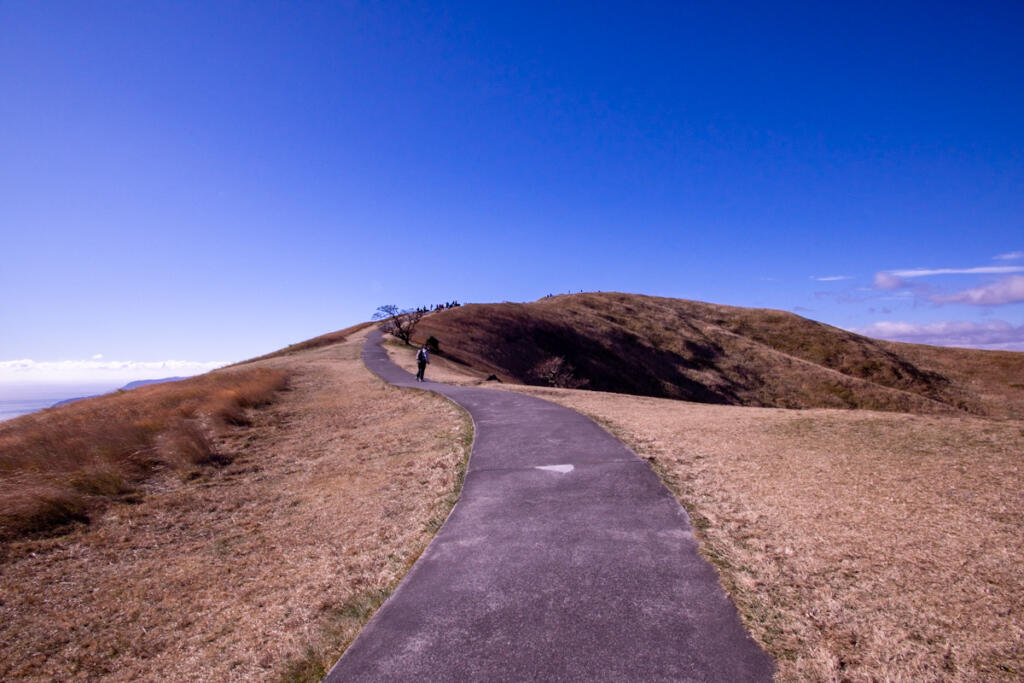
[324,329,773,681]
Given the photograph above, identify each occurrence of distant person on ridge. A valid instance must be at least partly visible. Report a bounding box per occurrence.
[415,344,430,382]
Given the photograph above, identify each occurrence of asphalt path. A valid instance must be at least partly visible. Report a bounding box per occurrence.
[324,329,774,681]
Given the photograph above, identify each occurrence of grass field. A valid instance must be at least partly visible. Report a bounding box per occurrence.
[0,329,471,680]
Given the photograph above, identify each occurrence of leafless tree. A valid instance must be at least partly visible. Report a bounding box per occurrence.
[533,356,589,389]
[373,304,428,345]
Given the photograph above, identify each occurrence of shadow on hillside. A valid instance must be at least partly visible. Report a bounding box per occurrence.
[441,317,745,405]
[408,292,1024,415]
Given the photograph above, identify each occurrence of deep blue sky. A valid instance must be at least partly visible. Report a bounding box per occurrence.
[2,1,1023,384]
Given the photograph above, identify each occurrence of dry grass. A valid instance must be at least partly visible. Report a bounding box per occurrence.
[501,383,1024,681]
[412,292,1024,416]
[236,321,374,364]
[0,367,289,542]
[886,341,1024,419]
[0,328,471,681]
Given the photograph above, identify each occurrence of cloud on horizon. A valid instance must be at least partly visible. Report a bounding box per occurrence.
[930,275,1024,306]
[871,262,1024,306]
[0,358,230,384]
[888,266,1024,278]
[995,251,1023,261]
[854,319,1024,350]
[811,275,852,282]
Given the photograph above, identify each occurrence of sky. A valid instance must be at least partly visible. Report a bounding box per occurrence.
[2,1,1022,388]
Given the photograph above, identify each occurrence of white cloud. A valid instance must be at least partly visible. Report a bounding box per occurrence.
[873,266,1024,301]
[873,272,908,290]
[812,275,852,282]
[0,358,230,383]
[91,353,103,360]
[890,266,1024,277]
[930,275,1024,306]
[994,251,1023,261]
[853,319,1024,350]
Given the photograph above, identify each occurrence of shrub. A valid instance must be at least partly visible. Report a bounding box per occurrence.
[533,356,589,389]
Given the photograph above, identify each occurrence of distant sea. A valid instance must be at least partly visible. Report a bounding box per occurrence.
[0,378,186,423]
[0,383,120,423]
[0,398,68,422]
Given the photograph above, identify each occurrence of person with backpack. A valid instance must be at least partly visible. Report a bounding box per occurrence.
[415,344,430,382]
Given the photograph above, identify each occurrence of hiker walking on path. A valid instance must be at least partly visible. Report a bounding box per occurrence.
[415,344,430,382]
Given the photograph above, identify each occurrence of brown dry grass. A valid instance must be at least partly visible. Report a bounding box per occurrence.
[388,340,1024,680]
[886,341,1024,418]
[236,321,375,365]
[0,328,471,681]
[0,367,289,543]
[412,292,1024,416]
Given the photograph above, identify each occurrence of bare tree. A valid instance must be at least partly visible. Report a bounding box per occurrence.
[533,356,589,389]
[373,305,428,345]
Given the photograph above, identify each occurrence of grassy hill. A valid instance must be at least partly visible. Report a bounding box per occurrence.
[412,292,1024,417]
[1,328,470,681]
[4,297,1022,681]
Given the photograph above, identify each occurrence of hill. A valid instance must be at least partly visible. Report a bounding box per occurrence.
[1,327,469,681]
[411,292,1024,417]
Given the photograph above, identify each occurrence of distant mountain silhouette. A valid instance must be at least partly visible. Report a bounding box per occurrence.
[51,396,91,407]
[50,377,185,408]
[120,377,185,390]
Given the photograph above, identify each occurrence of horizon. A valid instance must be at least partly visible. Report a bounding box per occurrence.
[3,1,1022,385]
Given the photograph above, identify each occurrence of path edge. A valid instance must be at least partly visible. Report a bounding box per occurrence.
[320,330,479,682]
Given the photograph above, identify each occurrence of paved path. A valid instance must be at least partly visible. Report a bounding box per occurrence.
[324,330,773,681]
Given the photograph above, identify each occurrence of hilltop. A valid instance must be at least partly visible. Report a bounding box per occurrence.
[411,292,1024,417]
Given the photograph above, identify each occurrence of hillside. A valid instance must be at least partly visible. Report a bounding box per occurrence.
[1,328,470,680]
[411,292,1024,417]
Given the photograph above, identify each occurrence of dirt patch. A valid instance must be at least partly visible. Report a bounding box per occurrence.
[0,329,471,681]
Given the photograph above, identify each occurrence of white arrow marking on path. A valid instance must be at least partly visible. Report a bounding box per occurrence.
[535,464,574,473]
